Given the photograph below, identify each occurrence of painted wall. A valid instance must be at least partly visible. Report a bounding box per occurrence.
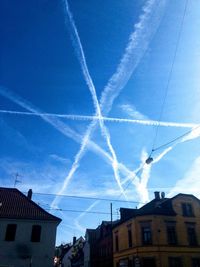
[0,218,58,267]
[83,241,90,267]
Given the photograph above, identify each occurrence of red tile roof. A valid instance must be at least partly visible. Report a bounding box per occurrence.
[0,187,61,223]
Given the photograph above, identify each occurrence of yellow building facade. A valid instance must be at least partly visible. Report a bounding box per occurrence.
[113,193,200,267]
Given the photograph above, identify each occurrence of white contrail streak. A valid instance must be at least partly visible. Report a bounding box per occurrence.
[0,86,137,199]
[137,146,173,203]
[62,0,125,199]
[0,109,197,128]
[74,200,100,233]
[1,86,199,207]
[53,0,168,205]
[100,0,167,113]
[0,86,112,164]
[138,130,200,202]
[1,0,168,206]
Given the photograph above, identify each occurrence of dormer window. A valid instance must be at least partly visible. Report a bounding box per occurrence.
[182,203,194,217]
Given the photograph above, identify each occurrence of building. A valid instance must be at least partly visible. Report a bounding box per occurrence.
[84,221,117,267]
[54,243,71,267]
[62,236,85,267]
[0,187,61,267]
[113,192,200,267]
[84,229,96,267]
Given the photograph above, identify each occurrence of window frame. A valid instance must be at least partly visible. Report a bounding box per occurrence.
[186,223,197,246]
[127,224,132,248]
[142,257,156,267]
[115,233,119,252]
[182,203,194,217]
[31,225,42,242]
[165,221,177,245]
[5,224,17,241]
[192,258,200,267]
[169,257,183,267]
[141,226,152,245]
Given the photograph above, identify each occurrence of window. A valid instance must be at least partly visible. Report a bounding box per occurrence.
[115,234,119,252]
[166,222,177,245]
[169,257,182,267]
[119,259,129,267]
[142,226,152,245]
[127,225,132,248]
[192,258,200,267]
[31,225,41,242]
[182,203,194,217]
[142,258,156,267]
[5,224,17,241]
[187,224,197,246]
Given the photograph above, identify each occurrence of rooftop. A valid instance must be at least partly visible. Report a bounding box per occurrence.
[0,187,61,222]
[118,192,200,225]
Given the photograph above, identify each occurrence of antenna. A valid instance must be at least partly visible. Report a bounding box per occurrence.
[14,173,22,188]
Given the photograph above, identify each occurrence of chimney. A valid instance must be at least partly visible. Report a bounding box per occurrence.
[73,236,76,245]
[27,189,32,200]
[161,192,165,199]
[154,191,160,200]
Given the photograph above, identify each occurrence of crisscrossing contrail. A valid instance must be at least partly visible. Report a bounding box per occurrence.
[60,0,125,200]
[51,0,168,207]
[0,109,197,128]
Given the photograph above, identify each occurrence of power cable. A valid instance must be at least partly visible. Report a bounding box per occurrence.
[152,124,200,152]
[119,127,200,197]
[45,207,118,216]
[28,191,144,204]
[150,0,189,157]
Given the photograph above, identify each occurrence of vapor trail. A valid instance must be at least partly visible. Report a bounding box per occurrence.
[138,146,174,202]
[100,0,167,113]
[54,0,168,204]
[137,129,200,202]
[74,200,100,233]
[62,0,126,199]
[2,86,200,207]
[0,0,171,206]
[0,86,136,202]
[0,109,197,128]
[0,86,112,164]
[135,150,152,203]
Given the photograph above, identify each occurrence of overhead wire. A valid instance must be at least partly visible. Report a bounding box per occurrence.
[152,124,200,152]
[150,0,189,156]
[27,191,145,204]
[27,191,144,217]
[45,207,118,216]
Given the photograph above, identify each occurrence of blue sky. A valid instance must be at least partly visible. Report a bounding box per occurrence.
[0,0,200,244]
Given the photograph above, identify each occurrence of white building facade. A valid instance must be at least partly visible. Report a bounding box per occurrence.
[0,187,61,267]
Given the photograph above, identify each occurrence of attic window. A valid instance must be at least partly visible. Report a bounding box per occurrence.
[31,225,41,242]
[182,203,194,217]
[5,224,17,241]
